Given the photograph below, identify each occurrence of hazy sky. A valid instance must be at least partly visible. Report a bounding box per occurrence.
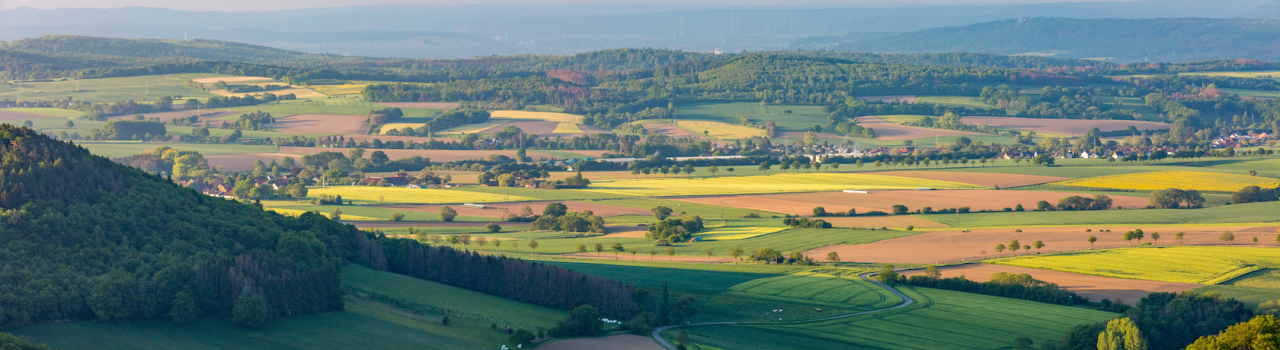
[0,0,1129,12]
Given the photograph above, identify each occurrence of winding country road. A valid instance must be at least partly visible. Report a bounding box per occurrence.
[650,271,915,350]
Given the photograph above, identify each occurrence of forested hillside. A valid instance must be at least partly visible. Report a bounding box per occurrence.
[839,17,1280,62]
[2,36,358,66]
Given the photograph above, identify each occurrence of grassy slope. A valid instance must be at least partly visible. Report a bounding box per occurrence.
[342,265,565,328]
[1,74,222,103]
[1196,268,1280,308]
[676,102,829,131]
[675,286,1117,350]
[990,246,1280,284]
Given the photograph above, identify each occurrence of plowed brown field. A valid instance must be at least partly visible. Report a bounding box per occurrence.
[856,116,984,140]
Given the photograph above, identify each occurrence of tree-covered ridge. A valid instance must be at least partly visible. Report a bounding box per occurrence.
[2,35,359,66]
[0,124,357,328]
[839,17,1280,63]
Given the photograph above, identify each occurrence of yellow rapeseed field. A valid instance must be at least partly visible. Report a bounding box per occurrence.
[309,186,533,204]
[581,173,980,197]
[990,246,1280,284]
[1052,170,1279,192]
[676,120,765,139]
[490,110,584,123]
[266,207,382,221]
[695,226,786,240]
[379,123,427,134]
[552,123,584,133]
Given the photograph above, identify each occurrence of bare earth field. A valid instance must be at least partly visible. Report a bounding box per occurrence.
[857,116,984,140]
[108,110,242,122]
[879,170,1067,188]
[962,116,1172,136]
[380,201,650,218]
[204,153,298,171]
[191,76,271,83]
[271,114,369,135]
[378,102,461,109]
[857,95,917,103]
[804,225,1280,265]
[677,190,1147,217]
[902,263,1200,304]
[540,335,663,350]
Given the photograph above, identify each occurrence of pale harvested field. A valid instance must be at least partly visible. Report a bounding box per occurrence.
[857,116,984,141]
[191,76,272,83]
[212,87,325,99]
[107,110,242,122]
[479,121,561,134]
[378,102,460,109]
[540,335,663,350]
[277,147,605,162]
[379,201,650,218]
[679,190,1148,216]
[560,252,735,263]
[272,114,369,135]
[901,263,1200,304]
[204,153,297,171]
[0,110,58,122]
[804,225,1280,265]
[879,170,1067,188]
[490,110,583,123]
[858,95,917,103]
[962,116,1172,136]
[640,123,706,139]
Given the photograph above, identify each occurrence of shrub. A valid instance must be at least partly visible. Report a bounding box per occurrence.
[486,223,501,233]
[232,289,268,328]
[548,305,605,338]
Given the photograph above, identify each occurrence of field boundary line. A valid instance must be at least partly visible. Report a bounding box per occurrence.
[650,271,914,350]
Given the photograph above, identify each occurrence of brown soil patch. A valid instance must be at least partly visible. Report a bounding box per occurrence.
[962,116,1172,136]
[540,335,664,350]
[277,147,560,163]
[804,225,1280,265]
[107,110,242,122]
[380,201,650,218]
[0,111,58,122]
[191,76,271,83]
[560,252,734,263]
[880,170,1067,188]
[678,190,1147,217]
[902,263,1200,304]
[857,116,984,141]
[378,102,461,110]
[204,153,297,171]
[858,95,917,103]
[270,114,368,135]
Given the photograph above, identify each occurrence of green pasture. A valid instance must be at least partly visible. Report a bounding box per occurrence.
[343,265,565,327]
[916,96,992,109]
[922,201,1280,227]
[726,270,902,310]
[3,74,222,103]
[673,286,1117,350]
[542,261,785,292]
[1196,268,1280,309]
[676,102,829,131]
[2,107,87,118]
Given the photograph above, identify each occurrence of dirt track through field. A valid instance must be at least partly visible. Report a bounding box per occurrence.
[856,116,984,141]
[678,190,1147,217]
[804,225,1280,265]
[962,116,1171,136]
[901,263,1199,304]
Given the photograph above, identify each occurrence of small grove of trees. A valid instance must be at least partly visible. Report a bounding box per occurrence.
[1185,314,1280,350]
[782,217,833,228]
[646,216,705,244]
[1097,318,1146,350]
[548,305,605,338]
[1231,185,1279,204]
[1150,188,1206,208]
[530,203,607,234]
[1057,292,1254,350]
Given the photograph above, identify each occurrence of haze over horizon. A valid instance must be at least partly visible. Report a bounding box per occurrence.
[0,0,1143,12]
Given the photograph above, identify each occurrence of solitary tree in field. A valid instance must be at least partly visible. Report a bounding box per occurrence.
[1151,232,1161,245]
[1176,231,1185,245]
[429,234,443,246]
[527,238,539,253]
[652,206,674,220]
[995,244,1006,253]
[439,205,457,222]
[1033,240,1045,253]
[709,165,719,175]
[826,251,840,264]
[594,243,604,258]
[1009,240,1021,254]
[667,247,676,262]
[577,244,587,254]
[459,233,471,248]
[704,248,714,259]
[1220,231,1236,243]
[329,208,342,221]
[731,247,744,263]
[1088,236,1097,249]
[649,249,658,261]
[612,243,625,259]
[447,234,460,247]
[631,250,638,259]
[925,265,942,279]
[475,237,488,252]
[758,161,771,173]
[727,167,735,175]
[877,265,899,285]
[390,213,404,221]
[511,240,518,252]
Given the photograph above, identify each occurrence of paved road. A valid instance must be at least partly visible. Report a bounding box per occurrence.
[650,271,915,350]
